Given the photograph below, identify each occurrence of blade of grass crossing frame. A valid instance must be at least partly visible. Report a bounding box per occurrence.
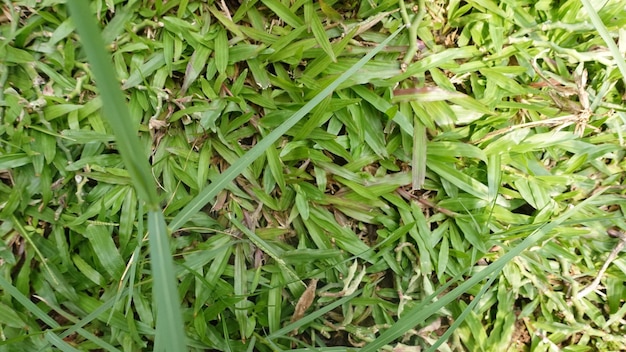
[0,276,60,329]
[66,1,158,208]
[67,3,185,351]
[305,1,336,62]
[426,273,499,352]
[148,211,186,350]
[215,27,229,75]
[168,26,405,231]
[360,189,606,351]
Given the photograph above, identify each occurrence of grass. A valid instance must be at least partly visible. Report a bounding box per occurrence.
[1,0,625,351]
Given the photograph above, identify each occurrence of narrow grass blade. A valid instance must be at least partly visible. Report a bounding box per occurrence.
[45,331,81,352]
[148,210,186,350]
[67,0,158,208]
[412,117,426,190]
[426,273,498,352]
[305,1,336,62]
[168,26,404,231]
[580,0,626,86]
[66,3,185,351]
[0,276,59,328]
[229,214,303,286]
[59,291,121,339]
[267,289,362,340]
[10,215,58,284]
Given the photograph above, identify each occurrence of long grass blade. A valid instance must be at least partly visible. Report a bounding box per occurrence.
[66,0,158,208]
[361,188,606,351]
[0,276,59,328]
[45,331,82,352]
[148,210,187,350]
[67,3,184,350]
[168,26,405,231]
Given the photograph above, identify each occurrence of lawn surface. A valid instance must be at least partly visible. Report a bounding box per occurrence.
[1,0,626,351]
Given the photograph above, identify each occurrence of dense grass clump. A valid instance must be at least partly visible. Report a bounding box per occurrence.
[1,0,625,351]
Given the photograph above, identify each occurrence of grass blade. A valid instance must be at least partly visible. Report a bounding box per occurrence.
[0,276,59,329]
[148,210,186,350]
[67,3,185,350]
[45,331,81,352]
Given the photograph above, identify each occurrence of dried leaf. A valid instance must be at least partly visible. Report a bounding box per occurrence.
[290,279,319,325]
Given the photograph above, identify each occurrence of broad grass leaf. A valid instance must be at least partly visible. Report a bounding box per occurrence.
[268,26,308,61]
[102,5,134,44]
[412,118,427,189]
[208,5,245,38]
[293,96,332,140]
[234,244,254,338]
[514,177,551,210]
[122,53,166,90]
[247,58,271,89]
[119,188,137,251]
[147,211,186,350]
[437,236,449,280]
[72,254,106,286]
[214,28,229,75]
[0,153,31,169]
[0,45,34,63]
[308,207,375,263]
[85,224,125,279]
[427,159,491,202]
[0,302,27,328]
[261,0,304,28]
[268,273,283,333]
[487,154,501,203]
[454,216,489,253]
[304,27,358,81]
[428,141,487,162]
[351,85,413,136]
[400,47,480,81]
[43,104,83,121]
[182,45,212,94]
[294,185,310,220]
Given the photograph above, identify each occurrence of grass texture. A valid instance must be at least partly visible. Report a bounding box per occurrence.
[1,0,626,351]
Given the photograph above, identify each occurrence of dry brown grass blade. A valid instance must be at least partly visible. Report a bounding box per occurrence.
[290,278,319,331]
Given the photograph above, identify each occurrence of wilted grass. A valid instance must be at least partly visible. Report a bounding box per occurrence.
[1,0,625,351]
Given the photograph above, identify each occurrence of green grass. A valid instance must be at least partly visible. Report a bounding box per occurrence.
[1,0,626,351]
